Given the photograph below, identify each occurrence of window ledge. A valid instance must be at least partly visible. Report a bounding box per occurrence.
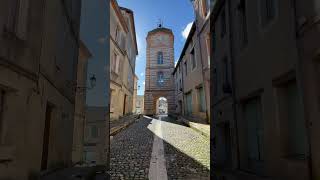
[282,155,307,162]
[0,145,15,164]
[2,28,26,45]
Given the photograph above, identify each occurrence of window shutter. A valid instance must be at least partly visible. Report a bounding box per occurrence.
[16,0,29,39]
[6,0,19,33]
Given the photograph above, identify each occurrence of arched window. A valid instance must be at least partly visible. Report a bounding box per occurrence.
[157,71,164,86]
[157,51,163,64]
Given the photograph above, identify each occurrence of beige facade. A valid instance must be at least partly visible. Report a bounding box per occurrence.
[132,74,138,113]
[110,0,138,121]
[72,41,92,164]
[212,0,320,180]
[0,0,81,179]
[173,0,211,124]
[135,95,144,114]
[144,27,175,115]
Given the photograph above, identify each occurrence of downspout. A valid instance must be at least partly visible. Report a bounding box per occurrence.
[227,0,240,170]
[291,0,313,179]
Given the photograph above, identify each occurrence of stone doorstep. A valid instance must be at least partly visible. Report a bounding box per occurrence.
[179,117,210,138]
[214,168,275,180]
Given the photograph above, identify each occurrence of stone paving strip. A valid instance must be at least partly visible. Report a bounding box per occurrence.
[148,117,168,180]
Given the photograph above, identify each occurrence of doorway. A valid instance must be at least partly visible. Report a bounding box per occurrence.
[156,97,168,115]
[41,103,53,170]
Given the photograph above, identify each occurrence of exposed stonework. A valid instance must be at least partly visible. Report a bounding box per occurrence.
[144,27,175,115]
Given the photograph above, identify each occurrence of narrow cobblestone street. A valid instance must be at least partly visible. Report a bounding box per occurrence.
[110,115,210,180]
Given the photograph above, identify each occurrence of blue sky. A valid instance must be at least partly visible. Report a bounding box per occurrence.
[117,0,195,95]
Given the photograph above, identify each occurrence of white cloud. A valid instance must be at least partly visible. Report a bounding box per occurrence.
[140,72,144,76]
[142,81,145,85]
[182,22,193,39]
[136,34,146,57]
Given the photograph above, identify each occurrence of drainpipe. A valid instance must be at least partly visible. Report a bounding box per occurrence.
[227,0,240,170]
[291,0,313,179]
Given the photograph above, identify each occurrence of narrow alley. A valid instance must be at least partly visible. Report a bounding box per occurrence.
[109,115,210,179]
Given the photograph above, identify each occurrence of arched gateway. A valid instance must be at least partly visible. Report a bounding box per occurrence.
[144,25,175,115]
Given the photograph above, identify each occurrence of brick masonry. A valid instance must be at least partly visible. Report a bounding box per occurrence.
[144,27,175,115]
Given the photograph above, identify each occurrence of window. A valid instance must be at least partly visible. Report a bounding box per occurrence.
[206,0,211,15]
[191,48,196,70]
[157,72,164,86]
[243,97,264,172]
[110,90,113,108]
[260,0,276,27]
[277,80,307,159]
[206,34,211,67]
[213,68,218,96]
[128,71,132,87]
[115,25,119,41]
[221,7,226,37]
[6,0,29,40]
[120,34,126,50]
[0,90,5,143]
[157,52,163,64]
[198,86,206,112]
[238,0,248,48]
[184,61,188,76]
[91,125,98,138]
[185,92,192,114]
[112,52,120,74]
[223,58,229,84]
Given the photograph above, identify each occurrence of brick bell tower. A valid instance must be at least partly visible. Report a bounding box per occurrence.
[144,23,175,115]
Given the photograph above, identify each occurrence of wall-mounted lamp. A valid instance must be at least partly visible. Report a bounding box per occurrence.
[134,85,141,91]
[76,74,96,92]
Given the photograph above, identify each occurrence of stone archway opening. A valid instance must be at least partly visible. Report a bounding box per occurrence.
[156,97,168,115]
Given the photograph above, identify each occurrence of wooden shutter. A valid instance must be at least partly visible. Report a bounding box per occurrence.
[16,0,29,39]
[287,81,307,157]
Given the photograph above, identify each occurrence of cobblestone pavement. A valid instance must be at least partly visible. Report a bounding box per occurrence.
[110,117,154,179]
[160,115,210,179]
[110,115,210,180]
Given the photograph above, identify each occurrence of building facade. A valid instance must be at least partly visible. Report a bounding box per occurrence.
[144,26,175,115]
[135,95,144,114]
[211,0,320,179]
[110,0,138,121]
[72,41,92,164]
[132,74,138,113]
[0,0,81,179]
[172,0,211,124]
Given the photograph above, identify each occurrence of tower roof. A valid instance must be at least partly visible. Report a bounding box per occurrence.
[147,27,173,37]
